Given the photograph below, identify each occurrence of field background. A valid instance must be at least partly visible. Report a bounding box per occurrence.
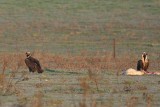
[0,0,160,107]
[0,0,159,56]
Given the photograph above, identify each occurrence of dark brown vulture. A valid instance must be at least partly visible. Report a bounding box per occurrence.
[137,52,149,71]
[25,52,44,73]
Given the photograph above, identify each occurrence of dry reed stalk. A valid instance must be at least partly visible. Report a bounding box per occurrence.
[79,77,90,97]
[2,55,8,74]
[70,86,77,107]
[143,93,153,107]
[127,96,139,107]
[87,67,99,91]
[31,91,43,107]
[0,74,5,89]
[78,74,101,107]
[0,55,9,95]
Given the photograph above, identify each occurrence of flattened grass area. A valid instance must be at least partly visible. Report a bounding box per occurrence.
[0,0,159,56]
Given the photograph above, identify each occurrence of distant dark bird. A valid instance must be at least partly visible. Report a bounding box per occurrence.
[137,52,149,71]
[25,52,44,73]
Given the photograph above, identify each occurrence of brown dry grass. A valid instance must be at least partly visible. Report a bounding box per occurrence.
[0,51,159,75]
[27,51,160,72]
[0,51,159,107]
[0,53,27,96]
[30,91,44,107]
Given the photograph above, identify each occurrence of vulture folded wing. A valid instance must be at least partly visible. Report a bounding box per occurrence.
[137,60,143,71]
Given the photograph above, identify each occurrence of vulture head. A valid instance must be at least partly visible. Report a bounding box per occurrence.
[26,51,31,57]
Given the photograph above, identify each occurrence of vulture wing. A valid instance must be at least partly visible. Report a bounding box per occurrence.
[137,60,143,71]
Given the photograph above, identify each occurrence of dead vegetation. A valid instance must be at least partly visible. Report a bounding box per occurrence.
[0,53,27,96]
[0,50,159,74]
[0,51,159,107]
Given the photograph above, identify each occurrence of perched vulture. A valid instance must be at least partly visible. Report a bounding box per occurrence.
[25,52,44,73]
[137,52,149,71]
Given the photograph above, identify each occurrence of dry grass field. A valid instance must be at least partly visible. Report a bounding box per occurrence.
[0,52,160,107]
[0,0,160,107]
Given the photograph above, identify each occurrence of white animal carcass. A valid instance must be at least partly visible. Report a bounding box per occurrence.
[122,68,144,75]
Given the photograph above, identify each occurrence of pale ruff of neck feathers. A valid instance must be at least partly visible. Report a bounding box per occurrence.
[142,55,148,67]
